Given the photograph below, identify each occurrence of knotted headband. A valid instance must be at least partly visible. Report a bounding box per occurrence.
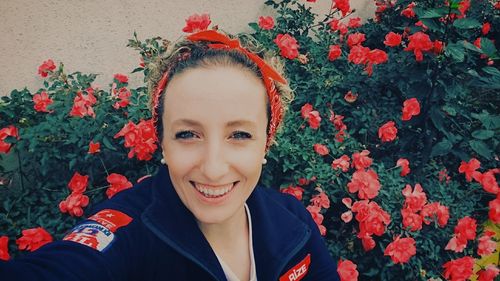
[151,29,287,150]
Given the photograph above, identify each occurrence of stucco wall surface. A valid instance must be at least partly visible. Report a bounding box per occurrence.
[0,0,374,96]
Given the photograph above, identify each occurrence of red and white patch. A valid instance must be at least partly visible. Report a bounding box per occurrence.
[88,209,132,232]
[63,223,115,251]
[63,209,132,252]
[279,254,311,281]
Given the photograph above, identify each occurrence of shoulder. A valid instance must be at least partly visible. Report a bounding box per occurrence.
[87,174,155,218]
[252,186,311,223]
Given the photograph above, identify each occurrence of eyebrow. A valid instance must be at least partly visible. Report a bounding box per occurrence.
[171,119,257,128]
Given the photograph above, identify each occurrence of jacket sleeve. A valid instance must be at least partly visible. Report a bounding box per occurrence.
[0,207,145,281]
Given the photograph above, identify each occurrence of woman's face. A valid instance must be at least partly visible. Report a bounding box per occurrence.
[161,66,268,225]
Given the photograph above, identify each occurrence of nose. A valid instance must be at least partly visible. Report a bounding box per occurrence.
[199,139,230,182]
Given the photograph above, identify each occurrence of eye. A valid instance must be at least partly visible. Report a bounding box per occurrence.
[174,130,198,139]
[231,131,253,140]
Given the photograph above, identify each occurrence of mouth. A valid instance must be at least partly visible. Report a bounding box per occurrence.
[190,181,238,199]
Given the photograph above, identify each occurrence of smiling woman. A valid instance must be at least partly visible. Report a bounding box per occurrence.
[0,29,339,281]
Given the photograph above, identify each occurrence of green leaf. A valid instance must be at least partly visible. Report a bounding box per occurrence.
[248,22,259,32]
[472,130,495,140]
[452,18,481,29]
[417,7,449,19]
[445,42,465,62]
[480,38,497,57]
[431,139,453,157]
[469,140,493,159]
[102,136,117,151]
[419,18,443,33]
[460,40,482,53]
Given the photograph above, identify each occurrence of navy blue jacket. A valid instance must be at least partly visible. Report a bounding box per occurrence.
[1,166,340,280]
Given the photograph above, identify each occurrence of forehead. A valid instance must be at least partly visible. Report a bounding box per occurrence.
[162,66,268,125]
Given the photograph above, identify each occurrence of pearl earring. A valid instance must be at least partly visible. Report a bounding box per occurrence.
[160,158,166,165]
[262,158,267,165]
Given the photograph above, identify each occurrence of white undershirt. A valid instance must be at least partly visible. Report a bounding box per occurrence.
[214,204,257,281]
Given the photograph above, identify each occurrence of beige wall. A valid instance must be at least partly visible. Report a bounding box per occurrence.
[0,0,374,96]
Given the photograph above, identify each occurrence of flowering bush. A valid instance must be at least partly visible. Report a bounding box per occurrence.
[0,1,499,280]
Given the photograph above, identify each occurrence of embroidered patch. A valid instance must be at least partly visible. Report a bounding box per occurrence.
[63,223,115,252]
[88,209,133,232]
[279,254,311,281]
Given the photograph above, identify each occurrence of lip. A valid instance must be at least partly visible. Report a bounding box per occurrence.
[190,181,239,205]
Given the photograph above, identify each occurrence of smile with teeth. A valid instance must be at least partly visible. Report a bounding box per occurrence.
[192,182,237,198]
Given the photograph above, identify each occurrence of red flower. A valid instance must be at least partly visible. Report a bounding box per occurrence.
[458,158,481,182]
[0,125,19,154]
[344,91,358,103]
[307,205,326,236]
[402,183,427,212]
[496,1,500,10]
[329,19,348,35]
[182,13,211,33]
[301,104,322,129]
[378,121,398,142]
[114,119,158,161]
[442,256,474,281]
[16,227,53,252]
[421,202,449,227]
[488,198,500,224]
[67,172,89,194]
[477,231,497,256]
[433,40,444,54]
[258,16,274,30]
[69,90,97,118]
[59,193,89,217]
[384,236,416,264]
[313,143,329,156]
[332,0,351,16]
[352,200,391,237]
[348,45,370,64]
[402,98,421,121]
[337,259,359,281]
[401,208,423,231]
[348,17,362,28]
[347,33,366,48]
[113,87,131,109]
[88,140,101,154]
[300,103,313,119]
[351,150,372,170]
[475,169,499,194]
[332,155,350,172]
[445,235,468,253]
[281,185,305,201]
[113,73,128,84]
[478,265,500,281]
[328,45,342,61]
[359,232,376,251]
[33,91,54,113]
[310,188,330,209]
[396,158,410,176]
[341,211,353,223]
[446,216,477,252]
[348,169,381,200]
[405,32,434,62]
[0,236,10,261]
[38,59,56,77]
[401,2,416,18]
[384,32,402,47]
[106,173,133,198]
[274,34,300,60]
[458,0,470,17]
[367,49,388,64]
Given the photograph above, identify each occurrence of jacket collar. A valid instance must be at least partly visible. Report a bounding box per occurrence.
[142,166,310,281]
